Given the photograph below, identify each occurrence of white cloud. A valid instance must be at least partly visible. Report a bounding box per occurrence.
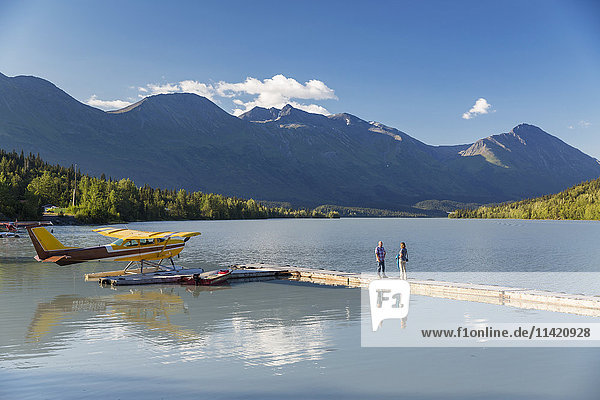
[144,83,183,96]
[86,95,131,111]
[218,75,336,115]
[89,75,336,115]
[217,75,336,100]
[462,98,492,120]
[178,80,215,99]
[139,80,217,100]
[134,74,336,116]
[568,121,592,130]
[289,102,330,115]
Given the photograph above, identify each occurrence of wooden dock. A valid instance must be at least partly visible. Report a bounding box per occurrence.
[228,264,600,317]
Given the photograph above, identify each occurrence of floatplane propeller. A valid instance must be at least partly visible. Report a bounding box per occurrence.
[26,226,201,278]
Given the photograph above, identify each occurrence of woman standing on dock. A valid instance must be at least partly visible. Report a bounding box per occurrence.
[397,242,408,280]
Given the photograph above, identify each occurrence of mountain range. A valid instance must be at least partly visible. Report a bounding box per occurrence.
[1,72,599,212]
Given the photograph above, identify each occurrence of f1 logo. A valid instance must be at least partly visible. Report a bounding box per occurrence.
[368,279,410,331]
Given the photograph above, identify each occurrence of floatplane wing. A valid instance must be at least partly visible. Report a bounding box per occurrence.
[27,227,201,272]
[92,227,200,240]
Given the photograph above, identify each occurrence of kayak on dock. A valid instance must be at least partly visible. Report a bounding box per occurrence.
[181,269,232,286]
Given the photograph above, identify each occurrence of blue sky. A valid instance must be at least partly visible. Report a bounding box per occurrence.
[1,0,599,156]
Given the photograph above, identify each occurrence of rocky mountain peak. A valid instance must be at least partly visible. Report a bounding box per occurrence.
[238,106,281,122]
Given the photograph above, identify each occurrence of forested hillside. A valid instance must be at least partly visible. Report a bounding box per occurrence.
[0,150,332,223]
[450,178,600,220]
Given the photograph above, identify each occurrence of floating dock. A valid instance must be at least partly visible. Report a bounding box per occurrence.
[88,263,600,317]
[96,268,206,286]
[227,264,600,317]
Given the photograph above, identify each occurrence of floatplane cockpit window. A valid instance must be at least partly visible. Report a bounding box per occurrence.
[110,238,162,247]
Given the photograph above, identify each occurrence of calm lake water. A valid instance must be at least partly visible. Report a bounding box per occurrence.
[1,218,600,399]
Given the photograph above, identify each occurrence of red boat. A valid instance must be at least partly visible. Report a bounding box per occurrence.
[181,269,232,286]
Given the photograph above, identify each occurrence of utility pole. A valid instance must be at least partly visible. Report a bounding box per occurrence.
[72,164,77,207]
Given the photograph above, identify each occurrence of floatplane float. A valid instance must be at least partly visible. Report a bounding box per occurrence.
[26,226,232,286]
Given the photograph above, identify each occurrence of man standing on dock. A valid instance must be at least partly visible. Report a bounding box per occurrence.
[375,241,386,278]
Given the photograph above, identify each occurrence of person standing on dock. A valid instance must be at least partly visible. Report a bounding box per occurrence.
[397,242,408,280]
[375,241,386,278]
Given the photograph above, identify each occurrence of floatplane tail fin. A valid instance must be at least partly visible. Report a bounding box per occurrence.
[27,227,72,263]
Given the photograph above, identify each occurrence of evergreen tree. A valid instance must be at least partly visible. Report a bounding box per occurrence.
[0,150,337,223]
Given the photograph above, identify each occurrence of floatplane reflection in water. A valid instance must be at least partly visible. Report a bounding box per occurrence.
[25,288,230,344]
[26,226,232,285]
[19,284,335,368]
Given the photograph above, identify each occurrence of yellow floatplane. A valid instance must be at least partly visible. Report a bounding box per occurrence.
[26,226,210,284]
